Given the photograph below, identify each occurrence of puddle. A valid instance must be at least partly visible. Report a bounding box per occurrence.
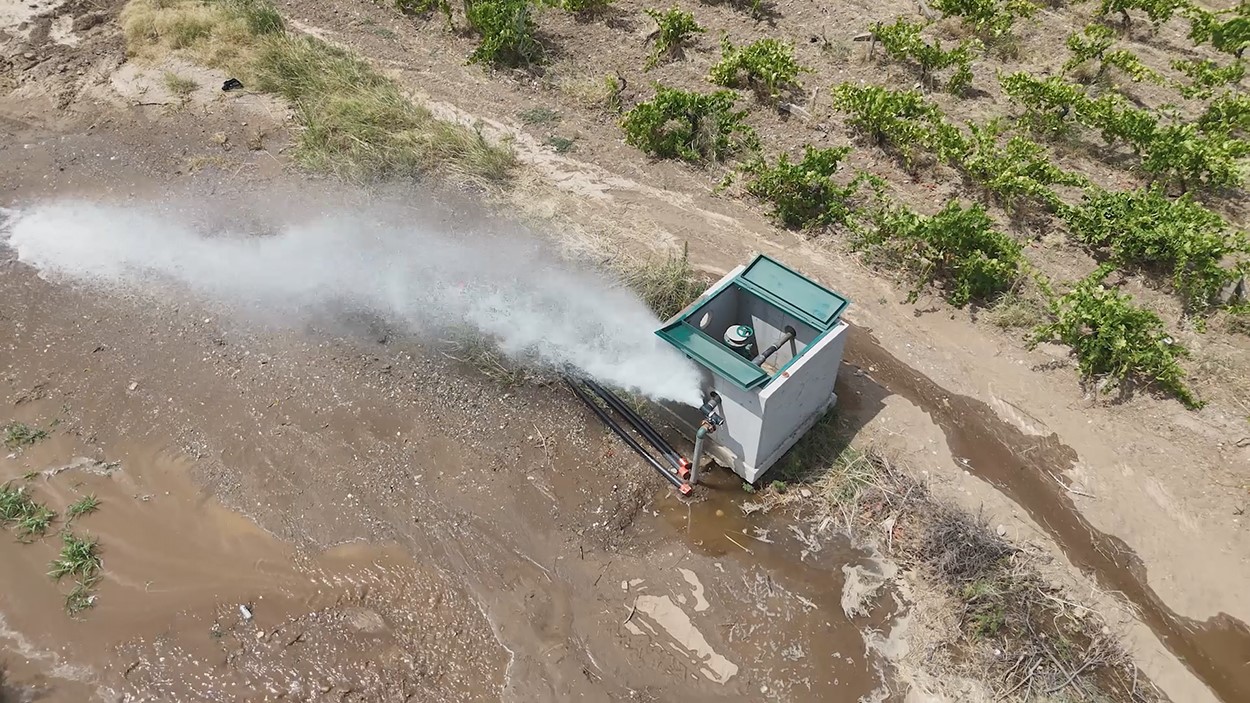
[841,325,1250,703]
[0,440,505,701]
[651,468,899,701]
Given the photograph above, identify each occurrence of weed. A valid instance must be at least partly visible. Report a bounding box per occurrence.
[739,146,865,230]
[545,135,575,153]
[708,37,806,99]
[163,72,198,96]
[558,72,623,112]
[440,336,547,387]
[644,6,704,69]
[465,0,544,67]
[226,0,284,35]
[741,482,756,493]
[769,480,787,494]
[616,242,707,320]
[1032,266,1201,407]
[518,106,560,125]
[64,578,99,615]
[15,505,56,540]
[621,85,755,162]
[67,495,101,520]
[865,201,1024,307]
[48,532,102,581]
[3,422,48,450]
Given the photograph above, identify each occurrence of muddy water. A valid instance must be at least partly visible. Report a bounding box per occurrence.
[841,326,1250,703]
[652,467,899,701]
[0,437,504,702]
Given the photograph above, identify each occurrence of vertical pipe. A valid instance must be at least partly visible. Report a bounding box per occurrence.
[690,425,708,486]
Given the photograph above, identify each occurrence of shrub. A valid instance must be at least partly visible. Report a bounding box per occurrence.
[874,17,978,93]
[1139,122,1249,191]
[1186,4,1250,58]
[1032,266,1200,408]
[740,146,863,230]
[930,0,1037,38]
[999,72,1089,134]
[1199,91,1250,136]
[1172,58,1245,99]
[621,86,755,161]
[1063,24,1161,83]
[1098,0,1189,28]
[867,201,1024,306]
[960,120,1088,210]
[644,6,704,68]
[708,37,805,99]
[617,243,707,320]
[832,83,942,161]
[560,0,614,15]
[465,0,544,67]
[1062,187,1247,308]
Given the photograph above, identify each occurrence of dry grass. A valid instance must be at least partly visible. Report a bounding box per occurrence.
[983,287,1050,330]
[122,0,514,185]
[614,243,709,320]
[755,414,1161,702]
[163,71,198,97]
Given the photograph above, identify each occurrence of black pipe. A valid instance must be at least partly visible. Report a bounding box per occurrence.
[752,326,796,366]
[564,379,686,490]
[581,379,683,471]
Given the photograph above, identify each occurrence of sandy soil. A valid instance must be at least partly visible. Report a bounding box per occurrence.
[1,1,1249,702]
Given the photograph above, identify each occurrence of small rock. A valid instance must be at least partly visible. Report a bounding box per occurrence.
[996,524,1007,537]
[128,382,138,391]
[23,52,35,60]
[799,488,813,498]
[239,604,253,621]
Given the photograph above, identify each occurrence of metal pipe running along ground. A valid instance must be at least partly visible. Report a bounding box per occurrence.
[580,378,690,478]
[563,377,692,494]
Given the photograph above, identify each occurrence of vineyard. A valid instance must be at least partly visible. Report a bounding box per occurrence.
[386,0,1250,409]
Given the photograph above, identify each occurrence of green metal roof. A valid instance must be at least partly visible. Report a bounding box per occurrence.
[655,254,850,390]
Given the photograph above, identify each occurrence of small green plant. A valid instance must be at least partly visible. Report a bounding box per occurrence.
[545,135,575,153]
[708,37,805,99]
[741,482,756,493]
[67,494,101,520]
[1062,187,1247,309]
[867,201,1024,306]
[3,422,47,450]
[465,0,544,67]
[1063,24,1161,83]
[739,146,858,230]
[873,17,978,93]
[769,480,788,494]
[48,532,103,581]
[621,85,755,162]
[518,105,560,125]
[163,72,198,96]
[1032,266,1201,408]
[1172,58,1245,99]
[64,578,99,615]
[644,6,704,68]
[1,483,57,540]
[930,0,1037,38]
[16,504,56,540]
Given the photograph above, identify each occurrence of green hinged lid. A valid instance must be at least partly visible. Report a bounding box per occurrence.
[655,255,850,390]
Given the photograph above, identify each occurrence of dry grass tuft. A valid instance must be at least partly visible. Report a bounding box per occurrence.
[122,0,514,185]
[615,243,709,320]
